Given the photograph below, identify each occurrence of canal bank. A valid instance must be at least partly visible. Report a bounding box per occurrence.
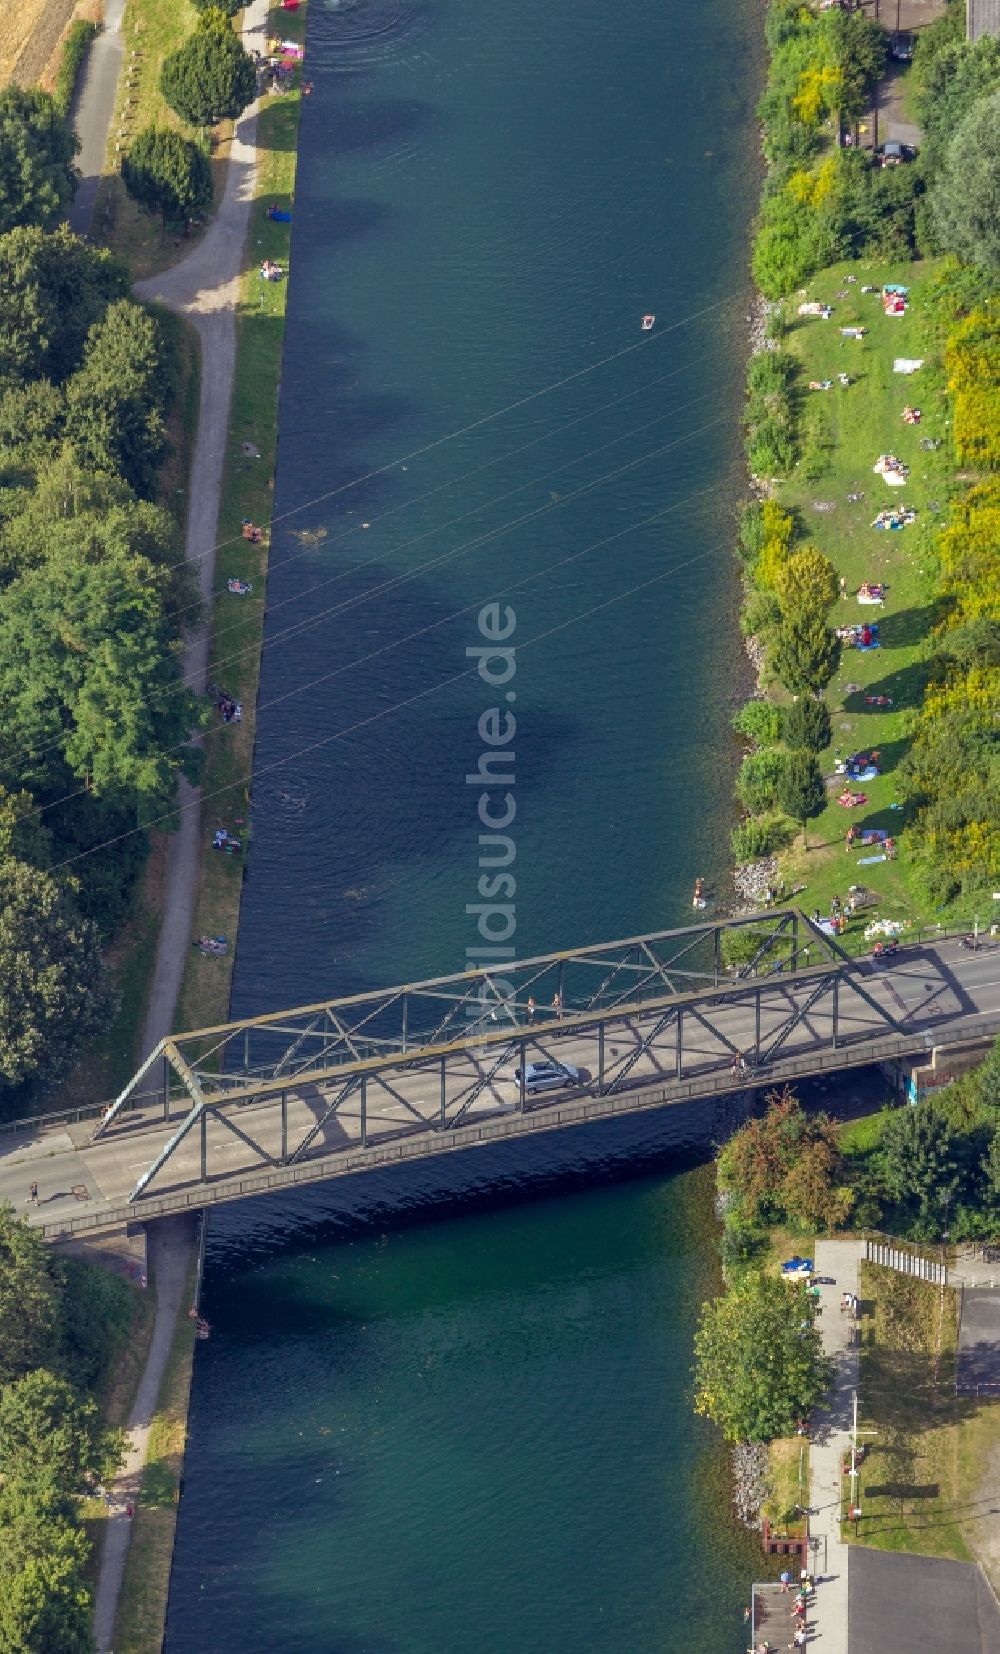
[84,3,308,1646]
[164,0,767,1644]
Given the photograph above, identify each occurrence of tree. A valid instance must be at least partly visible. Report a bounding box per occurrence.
[0,552,199,805]
[160,11,258,128]
[192,0,244,11]
[777,750,827,847]
[0,88,78,235]
[0,225,129,387]
[122,126,213,233]
[65,300,168,498]
[771,612,841,696]
[879,1102,963,1237]
[694,1272,829,1441]
[0,1205,61,1386]
[782,696,831,753]
[0,1370,114,1506]
[776,545,839,618]
[0,1500,92,1654]
[782,1138,853,1230]
[0,862,115,1096]
[932,90,1000,270]
[718,1087,847,1229]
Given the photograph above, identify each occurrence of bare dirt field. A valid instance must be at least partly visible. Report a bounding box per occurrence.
[2,0,80,90]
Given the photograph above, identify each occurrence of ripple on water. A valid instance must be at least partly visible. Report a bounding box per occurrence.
[312,0,435,70]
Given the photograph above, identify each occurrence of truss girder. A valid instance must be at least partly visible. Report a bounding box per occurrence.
[116,956,909,1204]
[95,913,896,1163]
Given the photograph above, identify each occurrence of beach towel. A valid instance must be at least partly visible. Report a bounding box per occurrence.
[857,854,887,865]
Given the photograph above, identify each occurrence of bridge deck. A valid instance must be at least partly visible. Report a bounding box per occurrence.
[3,939,998,1240]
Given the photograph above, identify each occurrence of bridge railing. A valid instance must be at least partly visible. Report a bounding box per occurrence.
[0,1087,162,1142]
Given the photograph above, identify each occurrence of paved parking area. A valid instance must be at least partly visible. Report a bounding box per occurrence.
[849,1548,1000,1653]
[957,1290,1000,1395]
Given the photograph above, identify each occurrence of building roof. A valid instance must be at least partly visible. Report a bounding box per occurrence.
[968,0,1000,42]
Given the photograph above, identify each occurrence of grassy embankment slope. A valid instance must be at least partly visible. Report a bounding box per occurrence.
[174,0,305,1035]
[763,258,953,934]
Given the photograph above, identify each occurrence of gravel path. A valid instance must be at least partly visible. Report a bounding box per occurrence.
[68,0,126,237]
[93,1217,194,1654]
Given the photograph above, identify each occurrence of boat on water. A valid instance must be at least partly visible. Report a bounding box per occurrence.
[641,313,655,331]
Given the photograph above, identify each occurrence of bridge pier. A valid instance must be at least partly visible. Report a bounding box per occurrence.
[892,1037,998,1105]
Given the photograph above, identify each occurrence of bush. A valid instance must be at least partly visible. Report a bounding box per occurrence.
[733,699,783,747]
[737,748,788,815]
[53,21,99,119]
[731,815,789,862]
[747,414,797,477]
[740,588,782,638]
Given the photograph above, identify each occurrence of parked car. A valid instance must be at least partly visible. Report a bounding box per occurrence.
[876,140,918,167]
[514,1059,582,1093]
[890,29,915,59]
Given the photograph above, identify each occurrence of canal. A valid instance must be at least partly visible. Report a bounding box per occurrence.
[165,0,764,1642]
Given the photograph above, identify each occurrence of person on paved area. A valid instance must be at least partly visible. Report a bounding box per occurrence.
[27,1182,38,1205]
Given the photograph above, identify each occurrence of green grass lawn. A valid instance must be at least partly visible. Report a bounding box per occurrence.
[764,256,966,943]
[764,1435,810,1536]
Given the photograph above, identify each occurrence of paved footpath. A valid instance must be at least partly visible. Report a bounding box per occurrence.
[808,1237,866,1654]
[68,0,126,237]
[93,3,271,1647]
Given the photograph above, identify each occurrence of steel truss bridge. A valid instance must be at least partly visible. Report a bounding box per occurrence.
[7,911,1000,1240]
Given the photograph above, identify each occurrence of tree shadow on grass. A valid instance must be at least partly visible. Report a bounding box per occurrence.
[879,604,939,650]
[843,657,934,714]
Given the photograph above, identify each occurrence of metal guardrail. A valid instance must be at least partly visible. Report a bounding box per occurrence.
[0,1088,163,1141]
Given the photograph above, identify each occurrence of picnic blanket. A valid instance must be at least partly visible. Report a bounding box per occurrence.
[857,854,887,866]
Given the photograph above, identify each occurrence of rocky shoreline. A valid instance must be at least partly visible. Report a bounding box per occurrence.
[732,1441,770,1530]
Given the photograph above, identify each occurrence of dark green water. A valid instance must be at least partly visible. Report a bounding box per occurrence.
[166,0,765,1643]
